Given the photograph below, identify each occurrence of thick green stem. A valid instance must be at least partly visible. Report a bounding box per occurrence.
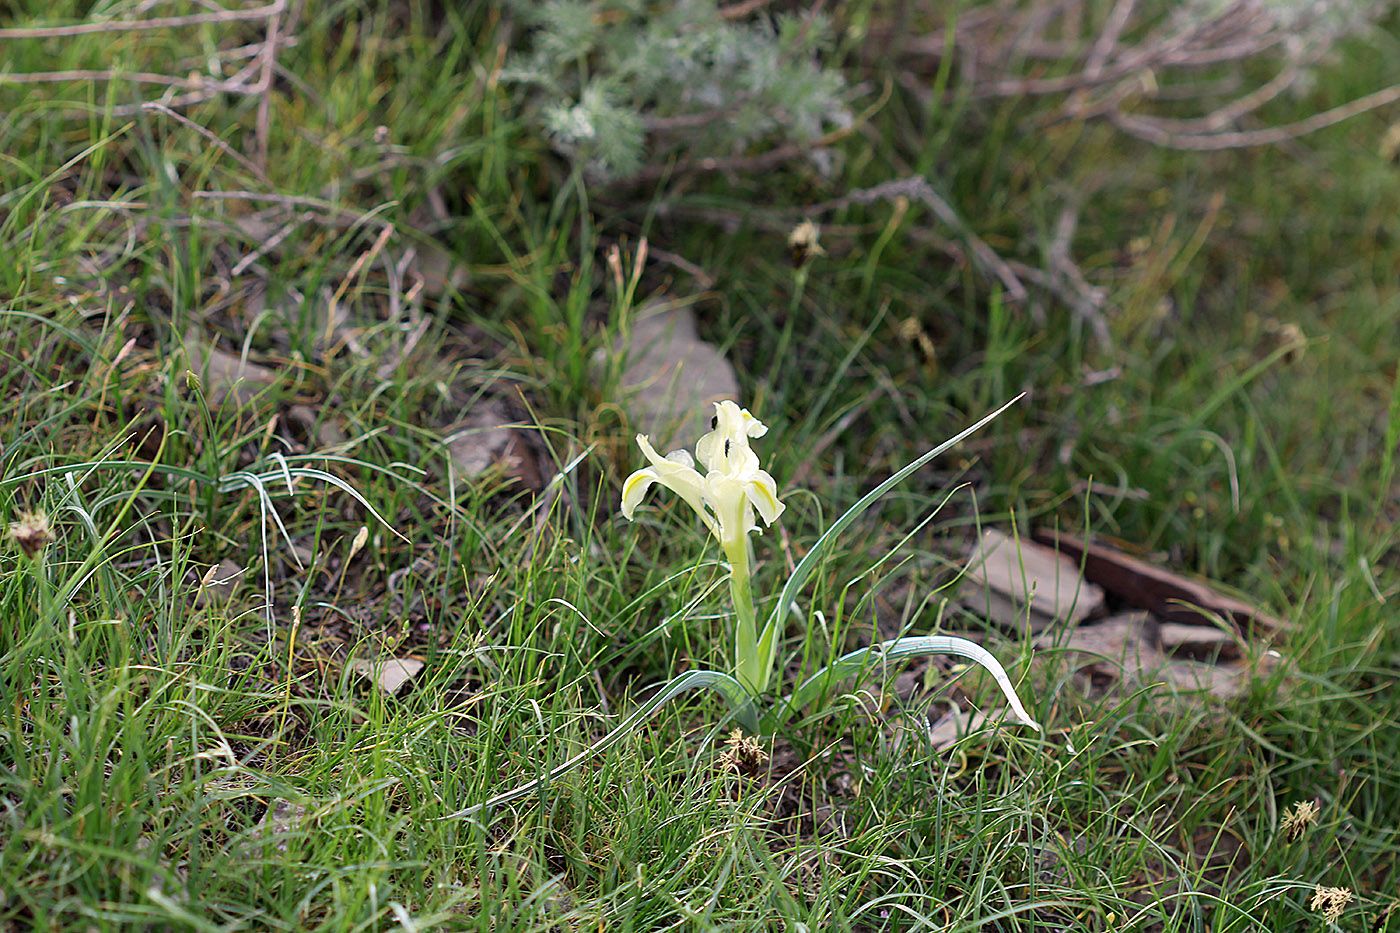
[724,539,765,694]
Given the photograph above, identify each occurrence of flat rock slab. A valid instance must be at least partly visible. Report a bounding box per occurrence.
[445,399,543,490]
[1035,611,1158,680]
[1156,621,1242,661]
[1031,529,1291,639]
[960,528,1105,634]
[351,657,425,696]
[1035,611,1277,699]
[610,305,739,450]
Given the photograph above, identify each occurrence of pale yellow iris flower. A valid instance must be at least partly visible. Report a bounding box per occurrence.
[621,400,784,550]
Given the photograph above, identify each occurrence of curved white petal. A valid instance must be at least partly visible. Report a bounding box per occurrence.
[697,400,769,473]
[746,469,785,526]
[626,435,714,531]
[620,468,659,520]
[738,407,767,439]
[664,448,696,470]
[695,423,723,472]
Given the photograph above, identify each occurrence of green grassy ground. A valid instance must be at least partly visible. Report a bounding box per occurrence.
[2,2,1398,930]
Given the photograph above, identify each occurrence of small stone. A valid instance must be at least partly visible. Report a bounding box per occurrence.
[925,703,1004,750]
[258,798,307,853]
[286,405,348,448]
[962,529,1105,634]
[351,657,424,696]
[446,399,517,479]
[1155,622,1241,661]
[608,305,739,450]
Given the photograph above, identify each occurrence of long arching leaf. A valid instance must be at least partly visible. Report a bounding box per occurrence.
[770,634,1040,734]
[760,396,1023,641]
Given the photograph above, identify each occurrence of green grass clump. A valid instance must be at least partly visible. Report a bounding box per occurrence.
[1,0,1398,929]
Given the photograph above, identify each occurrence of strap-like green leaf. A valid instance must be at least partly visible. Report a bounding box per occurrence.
[772,634,1040,734]
[760,397,1022,644]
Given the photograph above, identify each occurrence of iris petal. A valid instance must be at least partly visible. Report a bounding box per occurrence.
[622,408,785,548]
[624,435,716,535]
[746,470,785,525]
[620,468,659,520]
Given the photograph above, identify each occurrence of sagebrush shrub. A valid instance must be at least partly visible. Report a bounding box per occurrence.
[500,0,853,180]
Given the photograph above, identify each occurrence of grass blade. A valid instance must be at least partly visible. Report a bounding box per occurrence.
[448,669,755,819]
[761,396,1023,640]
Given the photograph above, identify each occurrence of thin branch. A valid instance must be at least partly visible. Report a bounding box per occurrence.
[626,75,889,185]
[718,0,778,20]
[176,36,297,68]
[229,212,311,276]
[1111,82,1400,150]
[0,69,249,90]
[0,0,283,38]
[193,189,393,228]
[647,246,716,289]
[1045,205,1112,347]
[254,6,283,169]
[143,102,271,186]
[1084,0,1137,78]
[809,176,1027,303]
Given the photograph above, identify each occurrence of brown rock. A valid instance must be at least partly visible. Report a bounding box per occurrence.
[446,399,543,489]
[1156,622,1242,661]
[610,305,739,450]
[961,528,1105,634]
[1032,530,1291,639]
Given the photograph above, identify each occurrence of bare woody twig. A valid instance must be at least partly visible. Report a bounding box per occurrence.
[1111,82,1400,150]
[193,190,394,228]
[0,0,284,38]
[717,0,777,20]
[626,68,885,185]
[2,1,287,118]
[254,6,284,169]
[0,68,253,90]
[143,102,272,186]
[809,176,1028,303]
[886,0,1385,158]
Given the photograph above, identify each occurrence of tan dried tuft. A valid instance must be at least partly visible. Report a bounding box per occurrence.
[9,510,55,559]
[1280,799,1320,841]
[1309,885,1353,925]
[719,728,769,774]
[787,220,825,268]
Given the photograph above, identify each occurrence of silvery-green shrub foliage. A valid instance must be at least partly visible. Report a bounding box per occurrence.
[500,0,853,180]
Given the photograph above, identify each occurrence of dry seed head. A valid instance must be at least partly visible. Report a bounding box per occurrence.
[606,243,625,293]
[719,728,768,774]
[1309,886,1353,924]
[349,525,369,561]
[787,219,825,267]
[9,510,54,559]
[1280,799,1320,841]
